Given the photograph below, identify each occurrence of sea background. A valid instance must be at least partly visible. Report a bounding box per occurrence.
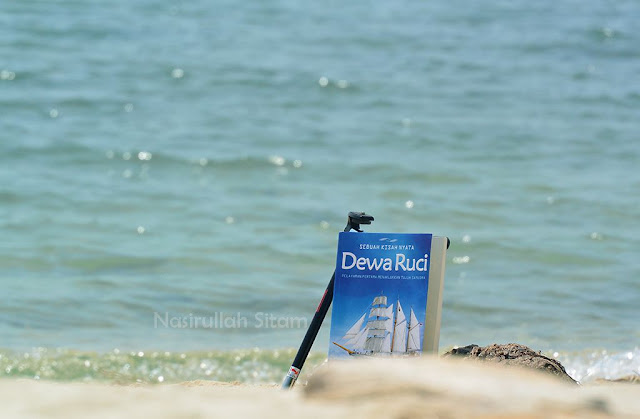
[1,0,638,384]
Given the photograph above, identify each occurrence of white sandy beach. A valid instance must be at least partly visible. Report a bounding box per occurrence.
[2,357,638,419]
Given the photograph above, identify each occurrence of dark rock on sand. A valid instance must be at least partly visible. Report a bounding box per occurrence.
[443,343,577,384]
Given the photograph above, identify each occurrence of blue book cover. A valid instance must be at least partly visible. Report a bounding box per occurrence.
[329,232,432,359]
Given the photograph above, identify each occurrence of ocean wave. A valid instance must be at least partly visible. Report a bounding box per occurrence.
[2,142,286,172]
[0,347,325,384]
[556,347,640,384]
[2,346,637,385]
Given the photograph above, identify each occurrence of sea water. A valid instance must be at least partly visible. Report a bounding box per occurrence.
[1,0,639,383]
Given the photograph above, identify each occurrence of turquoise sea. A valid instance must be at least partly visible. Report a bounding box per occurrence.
[1,0,639,384]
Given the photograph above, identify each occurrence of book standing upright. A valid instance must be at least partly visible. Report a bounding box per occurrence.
[329,232,447,358]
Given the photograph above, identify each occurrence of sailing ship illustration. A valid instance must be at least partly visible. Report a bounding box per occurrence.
[332,294,423,356]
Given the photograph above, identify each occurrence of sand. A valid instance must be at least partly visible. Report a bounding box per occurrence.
[1,356,639,418]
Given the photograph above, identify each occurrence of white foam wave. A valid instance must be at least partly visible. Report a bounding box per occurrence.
[556,347,640,383]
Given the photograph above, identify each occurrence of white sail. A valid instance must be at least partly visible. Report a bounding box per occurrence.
[343,313,366,341]
[349,326,368,350]
[380,332,392,353]
[366,318,387,336]
[380,314,394,354]
[364,317,388,352]
[367,319,387,331]
[384,304,394,334]
[372,295,387,306]
[369,307,388,318]
[364,337,381,352]
[392,300,407,353]
[385,304,394,319]
[407,309,422,352]
[363,293,391,354]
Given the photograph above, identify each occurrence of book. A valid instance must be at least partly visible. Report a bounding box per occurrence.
[328,232,447,358]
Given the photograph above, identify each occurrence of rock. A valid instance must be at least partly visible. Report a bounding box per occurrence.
[443,343,577,384]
